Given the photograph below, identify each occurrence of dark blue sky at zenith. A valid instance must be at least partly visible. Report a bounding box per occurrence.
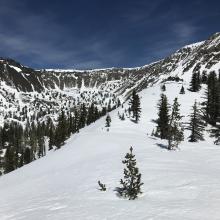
[0,0,219,69]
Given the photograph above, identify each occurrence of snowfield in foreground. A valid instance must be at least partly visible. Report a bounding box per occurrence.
[0,82,220,220]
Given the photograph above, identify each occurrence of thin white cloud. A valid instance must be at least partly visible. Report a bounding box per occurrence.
[172,22,199,42]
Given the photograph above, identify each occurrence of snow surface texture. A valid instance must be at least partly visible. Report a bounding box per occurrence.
[0,80,220,220]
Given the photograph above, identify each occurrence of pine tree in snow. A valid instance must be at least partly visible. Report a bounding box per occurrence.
[187,101,205,142]
[204,71,220,126]
[189,72,201,92]
[23,147,31,164]
[167,98,184,150]
[87,102,95,125]
[179,85,185,94]
[118,147,143,200]
[78,103,87,129]
[201,71,208,84]
[129,90,141,123]
[211,116,220,145]
[105,114,111,127]
[48,123,55,151]
[213,124,220,145]
[4,146,15,174]
[54,111,67,149]
[161,84,166,92]
[120,113,125,121]
[155,94,170,139]
[98,180,106,191]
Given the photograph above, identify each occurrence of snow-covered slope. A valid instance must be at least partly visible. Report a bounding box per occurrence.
[0,78,220,220]
[0,32,220,219]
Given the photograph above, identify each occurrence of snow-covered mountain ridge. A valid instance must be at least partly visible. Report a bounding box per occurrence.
[0,32,220,128]
[1,32,220,94]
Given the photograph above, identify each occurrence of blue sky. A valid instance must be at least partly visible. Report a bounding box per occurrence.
[0,0,219,69]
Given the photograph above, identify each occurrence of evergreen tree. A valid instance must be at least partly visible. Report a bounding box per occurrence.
[105,114,111,127]
[187,101,205,142]
[67,114,73,136]
[48,123,55,150]
[4,146,15,174]
[155,94,170,139]
[19,149,24,168]
[87,103,95,125]
[101,107,107,116]
[205,71,220,125]
[0,127,3,150]
[167,98,184,150]
[213,124,220,145]
[117,99,121,107]
[54,111,67,148]
[219,70,220,82]
[45,117,52,137]
[98,180,106,191]
[189,72,201,92]
[161,84,166,92]
[119,112,125,121]
[78,103,87,129]
[201,71,208,84]
[118,147,143,200]
[107,100,112,112]
[38,135,45,158]
[129,90,141,123]
[179,85,185,94]
[73,108,80,133]
[211,116,220,145]
[23,147,31,164]
[29,123,38,160]
[36,123,46,158]
[94,106,100,121]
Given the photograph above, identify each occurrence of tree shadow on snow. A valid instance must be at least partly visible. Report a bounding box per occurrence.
[113,187,124,198]
[156,143,180,151]
[130,119,138,123]
[156,143,169,150]
[149,136,157,140]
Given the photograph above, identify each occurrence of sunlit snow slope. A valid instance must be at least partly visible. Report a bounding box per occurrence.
[0,79,220,220]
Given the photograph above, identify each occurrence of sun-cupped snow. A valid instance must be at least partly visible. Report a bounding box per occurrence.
[0,79,220,220]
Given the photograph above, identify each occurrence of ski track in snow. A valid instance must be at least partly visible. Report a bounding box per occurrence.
[0,82,220,219]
